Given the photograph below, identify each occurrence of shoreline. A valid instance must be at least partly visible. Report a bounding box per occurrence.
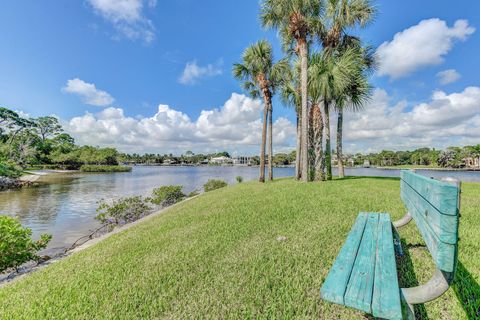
[0,195,198,287]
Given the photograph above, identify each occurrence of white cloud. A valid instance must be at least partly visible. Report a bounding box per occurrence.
[436,69,461,85]
[64,93,296,154]
[179,60,223,85]
[341,86,480,153]
[377,19,475,79]
[87,0,155,43]
[62,78,115,106]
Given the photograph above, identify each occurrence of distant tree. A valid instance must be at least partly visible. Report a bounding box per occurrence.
[0,107,34,143]
[273,153,290,166]
[34,116,63,141]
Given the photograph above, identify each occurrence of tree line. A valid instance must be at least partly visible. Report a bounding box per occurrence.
[0,107,121,177]
[349,146,480,168]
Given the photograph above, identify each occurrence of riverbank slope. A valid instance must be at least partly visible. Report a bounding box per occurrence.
[1,177,479,319]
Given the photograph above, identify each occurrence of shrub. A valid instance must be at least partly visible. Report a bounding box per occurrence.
[150,185,186,206]
[204,179,228,192]
[0,160,22,178]
[236,176,243,183]
[188,189,200,198]
[95,196,151,230]
[80,165,132,173]
[0,216,52,272]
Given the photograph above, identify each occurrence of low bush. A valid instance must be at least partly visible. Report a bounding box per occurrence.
[95,196,151,230]
[188,189,200,198]
[0,160,22,178]
[150,185,186,206]
[236,176,243,183]
[204,179,228,192]
[80,165,132,173]
[0,216,52,272]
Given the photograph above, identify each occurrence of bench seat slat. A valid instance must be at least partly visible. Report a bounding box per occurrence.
[401,181,459,244]
[320,213,368,305]
[372,214,403,320]
[344,213,380,313]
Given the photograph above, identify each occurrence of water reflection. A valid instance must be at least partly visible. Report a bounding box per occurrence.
[0,166,479,251]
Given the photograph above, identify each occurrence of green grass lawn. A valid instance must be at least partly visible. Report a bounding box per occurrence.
[1,177,479,319]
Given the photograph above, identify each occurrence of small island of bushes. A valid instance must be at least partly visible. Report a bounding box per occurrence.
[80,165,132,173]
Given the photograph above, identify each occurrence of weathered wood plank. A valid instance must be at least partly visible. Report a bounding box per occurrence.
[401,181,459,244]
[320,213,368,305]
[401,171,459,215]
[372,214,402,320]
[344,213,379,313]
[402,195,457,272]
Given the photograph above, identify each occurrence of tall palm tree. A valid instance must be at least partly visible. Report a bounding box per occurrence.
[307,55,326,181]
[309,48,361,180]
[261,0,323,182]
[319,0,376,179]
[279,60,302,180]
[233,40,288,182]
[335,44,375,178]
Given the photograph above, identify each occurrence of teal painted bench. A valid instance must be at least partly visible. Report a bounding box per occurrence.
[320,171,461,319]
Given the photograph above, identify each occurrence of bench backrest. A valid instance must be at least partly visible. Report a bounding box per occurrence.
[400,170,461,274]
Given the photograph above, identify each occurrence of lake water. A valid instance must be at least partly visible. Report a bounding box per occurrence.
[1,166,479,252]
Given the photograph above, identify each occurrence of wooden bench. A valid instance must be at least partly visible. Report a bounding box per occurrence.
[320,170,461,319]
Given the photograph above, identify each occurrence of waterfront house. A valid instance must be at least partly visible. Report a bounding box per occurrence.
[209,156,233,165]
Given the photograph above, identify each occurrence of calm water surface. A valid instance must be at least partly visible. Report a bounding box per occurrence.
[1,166,479,251]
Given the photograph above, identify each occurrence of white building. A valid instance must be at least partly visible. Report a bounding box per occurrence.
[209,156,233,165]
[232,156,253,166]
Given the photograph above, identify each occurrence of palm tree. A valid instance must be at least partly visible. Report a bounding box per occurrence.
[279,60,302,180]
[233,40,288,182]
[309,48,362,180]
[307,55,326,181]
[319,0,376,179]
[335,44,375,178]
[261,0,323,182]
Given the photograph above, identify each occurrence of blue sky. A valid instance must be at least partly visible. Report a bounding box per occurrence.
[1,1,479,154]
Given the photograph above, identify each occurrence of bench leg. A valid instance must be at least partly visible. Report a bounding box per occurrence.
[392,226,403,256]
[404,301,415,320]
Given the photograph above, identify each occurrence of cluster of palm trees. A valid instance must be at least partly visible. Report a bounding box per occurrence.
[234,0,377,183]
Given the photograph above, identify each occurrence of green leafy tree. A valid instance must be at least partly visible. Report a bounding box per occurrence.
[0,216,51,272]
[233,40,288,182]
[0,107,35,141]
[261,0,323,181]
[34,116,63,141]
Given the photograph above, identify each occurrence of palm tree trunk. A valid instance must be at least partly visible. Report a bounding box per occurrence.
[324,100,332,180]
[308,105,314,181]
[259,103,268,183]
[267,103,273,181]
[337,108,345,179]
[295,111,302,180]
[299,40,309,182]
[312,103,324,181]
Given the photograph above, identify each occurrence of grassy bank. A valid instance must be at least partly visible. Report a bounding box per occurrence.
[1,178,479,319]
[80,165,132,173]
